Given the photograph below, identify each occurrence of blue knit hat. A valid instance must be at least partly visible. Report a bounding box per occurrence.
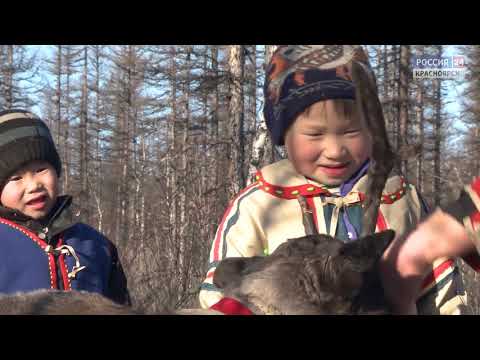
[263,45,377,145]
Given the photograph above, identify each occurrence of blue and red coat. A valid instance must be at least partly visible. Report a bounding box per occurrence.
[0,217,115,296]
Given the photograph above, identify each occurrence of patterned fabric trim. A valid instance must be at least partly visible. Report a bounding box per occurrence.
[420,259,455,295]
[255,170,409,205]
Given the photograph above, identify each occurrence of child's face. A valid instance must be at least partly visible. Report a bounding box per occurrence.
[0,160,59,220]
[285,100,372,186]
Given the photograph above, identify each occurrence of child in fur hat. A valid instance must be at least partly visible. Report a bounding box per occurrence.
[199,45,468,315]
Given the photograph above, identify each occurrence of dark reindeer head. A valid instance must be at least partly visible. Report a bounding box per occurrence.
[213,230,395,315]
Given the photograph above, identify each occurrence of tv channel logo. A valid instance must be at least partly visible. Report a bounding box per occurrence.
[412,55,466,79]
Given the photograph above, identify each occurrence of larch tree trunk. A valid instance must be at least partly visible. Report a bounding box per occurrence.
[227,45,246,199]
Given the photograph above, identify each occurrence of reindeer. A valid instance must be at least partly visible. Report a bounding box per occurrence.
[0,289,224,315]
[0,230,394,315]
[0,289,141,315]
[212,230,395,315]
